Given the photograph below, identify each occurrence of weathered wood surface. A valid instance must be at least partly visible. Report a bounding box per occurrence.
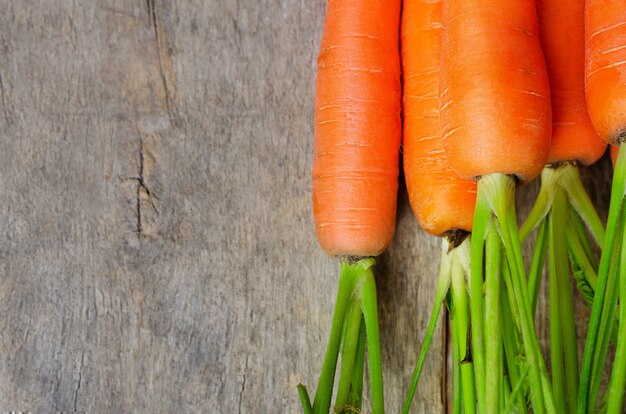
[0,0,613,412]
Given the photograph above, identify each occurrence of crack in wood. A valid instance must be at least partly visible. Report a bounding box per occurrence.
[74,351,85,412]
[237,354,249,414]
[136,139,144,237]
[133,137,159,238]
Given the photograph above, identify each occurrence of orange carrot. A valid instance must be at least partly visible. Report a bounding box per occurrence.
[538,0,606,165]
[400,2,477,411]
[439,0,554,411]
[301,2,402,413]
[402,0,476,237]
[440,0,552,182]
[313,0,402,257]
[585,0,626,144]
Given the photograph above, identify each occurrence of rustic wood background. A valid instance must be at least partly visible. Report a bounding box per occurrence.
[0,0,614,412]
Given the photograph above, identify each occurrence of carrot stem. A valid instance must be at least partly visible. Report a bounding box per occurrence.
[548,213,567,413]
[579,145,626,413]
[501,282,528,414]
[552,188,580,413]
[348,320,366,411]
[485,220,502,414]
[312,261,357,413]
[529,218,549,317]
[481,173,550,414]
[470,184,491,413]
[590,221,623,409]
[450,242,476,412]
[335,299,364,410]
[561,164,605,247]
[570,208,598,270]
[520,167,559,241]
[310,258,376,414]
[504,366,531,414]
[298,384,314,414]
[606,220,626,413]
[402,239,454,414]
[450,301,462,414]
[567,218,598,301]
[359,267,384,414]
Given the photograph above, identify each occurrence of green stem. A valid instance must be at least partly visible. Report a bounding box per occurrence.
[482,173,549,414]
[402,239,453,414]
[298,384,314,414]
[590,219,624,410]
[502,370,510,413]
[561,163,605,247]
[451,301,462,414]
[548,213,566,413]
[529,218,549,317]
[312,260,360,413]
[606,218,626,413]
[470,183,492,412]
[504,366,531,414]
[570,207,598,269]
[501,282,527,414]
[349,320,366,411]
[579,145,626,414]
[335,299,364,410]
[450,242,476,412]
[520,166,559,241]
[567,222,598,303]
[552,188,580,413]
[359,267,384,414]
[485,221,502,414]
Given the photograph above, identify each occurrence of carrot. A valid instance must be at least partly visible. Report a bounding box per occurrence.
[313,0,401,258]
[400,1,477,412]
[516,0,610,410]
[299,1,401,413]
[439,1,551,182]
[521,0,607,246]
[578,2,626,412]
[439,0,555,412]
[540,0,607,166]
[585,1,626,145]
[402,0,476,238]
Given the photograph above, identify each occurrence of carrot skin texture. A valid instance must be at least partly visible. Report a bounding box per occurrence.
[585,0,626,144]
[313,0,402,257]
[538,0,606,165]
[401,0,477,236]
[439,0,552,182]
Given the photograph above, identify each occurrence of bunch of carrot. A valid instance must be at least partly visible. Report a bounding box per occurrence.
[299,0,626,412]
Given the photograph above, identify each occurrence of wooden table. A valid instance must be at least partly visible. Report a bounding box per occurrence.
[0,1,613,412]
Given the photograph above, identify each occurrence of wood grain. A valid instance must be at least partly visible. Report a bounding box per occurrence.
[0,0,613,412]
